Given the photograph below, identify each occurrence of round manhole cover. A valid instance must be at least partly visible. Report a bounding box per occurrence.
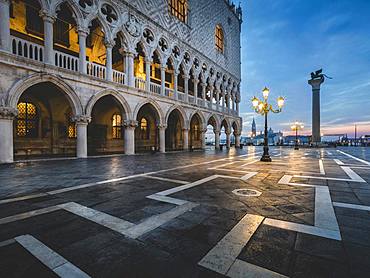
[232,188,262,197]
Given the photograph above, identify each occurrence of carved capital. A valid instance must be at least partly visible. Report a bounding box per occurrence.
[0,106,17,120]
[104,40,115,49]
[124,120,138,128]
[39,10,56,23]
[77,27,89,37]
[158,124,167,130]
[73,115,91,124]
[308,77,324,90]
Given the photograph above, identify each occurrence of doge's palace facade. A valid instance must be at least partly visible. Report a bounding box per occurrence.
[0,0,242,163]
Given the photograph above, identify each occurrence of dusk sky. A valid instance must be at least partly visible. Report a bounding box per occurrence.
[239,0,370,137]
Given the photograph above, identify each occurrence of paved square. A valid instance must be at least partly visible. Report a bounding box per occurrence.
[1,147,370,277]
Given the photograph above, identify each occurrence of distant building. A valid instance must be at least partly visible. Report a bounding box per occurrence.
[251,118,257,138]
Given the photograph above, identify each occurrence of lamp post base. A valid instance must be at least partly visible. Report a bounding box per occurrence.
[294,145,299,150]
[260,154,272,162]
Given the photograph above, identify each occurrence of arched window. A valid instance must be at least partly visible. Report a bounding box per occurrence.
[112,114,122,139]
[66,109,76,138]
[140,118,149,140]
[168,0,188,24]
[215,25,224,53]
[17,102,38,138]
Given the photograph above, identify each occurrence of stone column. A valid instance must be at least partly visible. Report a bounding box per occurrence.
[193,79,198,104]
[0,107,17,164]
[184,74,189,102]
[158,124,166,153]
[74,115,90,158]
[209,85,214,109]
[221,91,226,112]
[173,69,179,100]
[78,28,88,74]
[214,129,220,149]
[183,128,189,150]
[41,12,55,65]
[105,41,113,81]
[160,64,166,96]
[201,83,206,107]
[235,132,241,148]
[201,128,207,149]
[124,120,137,155]
[216,89,220,111]
[231,93,235,112]
[127,52,135,87]
[308,77,324,144]
[0,0,11,52]
[145,56,151,91]
[226,131,231,149]
[236,99,240,114]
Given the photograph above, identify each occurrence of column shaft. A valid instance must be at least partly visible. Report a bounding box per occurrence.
[0,118,14,163]
[106,44,113,81]
[312,89,321,143]
[43,15,55,65]
[124,127,135,155]
[173,71,178,100]
[159,127,166,153]
[215,130,220,149]
[76,122,88,158]
[0,0,11,52]
[145,58,151,91]
[78,31,87,74]
[127,53,135,87]
[193,80,198,104]
[183,129,189,150]
[235,134,241,148]
[161,65,166,96]
[184,76,189,102]
[226,132,231,148]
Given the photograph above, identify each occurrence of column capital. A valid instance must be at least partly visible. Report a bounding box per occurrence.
[104,40,115,49]
[201,128,208,133]
[308,77,324,90]
[73,115,91,124]
[0,106,17,120]
[182,128,189,132]
[124,120,138,128]
[183,74,189,80]
[77,27,89,37]
[158,124,167,130]
[39,10,56,23]
[145,56,153,63]
[0,0,11,5]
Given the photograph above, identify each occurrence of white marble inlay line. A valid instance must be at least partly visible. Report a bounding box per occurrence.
[263,218,341,241]
[15,235,91,278]
[333,202,370,211]
[337,150,370,166]
[198,214,264,275]
[319,159,325,175]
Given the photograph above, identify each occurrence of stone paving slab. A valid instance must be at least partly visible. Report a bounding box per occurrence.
[0,147,370,277]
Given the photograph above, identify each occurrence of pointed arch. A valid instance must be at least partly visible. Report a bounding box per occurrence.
[207,114,220,131]
[133,99,165,124]
[189,110,206,129]
[7,73,83,116]
[52,0,84,26]
[165,105,187,128]
[85,89,131,119]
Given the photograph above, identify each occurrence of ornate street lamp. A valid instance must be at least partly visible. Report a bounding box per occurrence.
[252,87,284,162]
[291,122,304,150]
